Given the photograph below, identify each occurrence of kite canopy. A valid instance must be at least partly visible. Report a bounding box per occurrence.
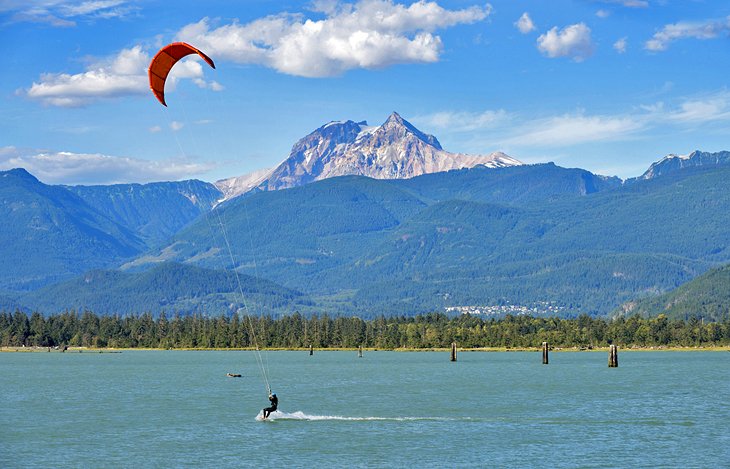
[148,42,215,107]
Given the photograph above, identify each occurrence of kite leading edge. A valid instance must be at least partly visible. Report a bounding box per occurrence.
[148,42,215,107]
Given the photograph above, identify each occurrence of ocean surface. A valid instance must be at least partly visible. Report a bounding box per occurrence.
[1,350,728,468]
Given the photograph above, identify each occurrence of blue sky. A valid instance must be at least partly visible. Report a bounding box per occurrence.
[1,0,729,184]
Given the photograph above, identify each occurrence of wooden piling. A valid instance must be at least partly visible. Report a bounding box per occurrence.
[450,342,457,362]
[358,345,363,358]
[309,344,313,356]
[608,344,618,367]
[542,342,549,365]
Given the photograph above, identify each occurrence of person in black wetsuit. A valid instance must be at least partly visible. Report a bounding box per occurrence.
[262,392,278,419]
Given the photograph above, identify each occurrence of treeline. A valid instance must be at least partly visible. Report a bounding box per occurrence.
[2,311,730,349]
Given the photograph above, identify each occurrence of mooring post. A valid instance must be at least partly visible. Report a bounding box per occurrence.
[608,344,618,367]
[358,345,363,358]
[542,341,549,365]
[450,342,457,362]
[309,344,313,356]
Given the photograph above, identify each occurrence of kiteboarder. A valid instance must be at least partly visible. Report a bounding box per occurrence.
[262,391,278,419]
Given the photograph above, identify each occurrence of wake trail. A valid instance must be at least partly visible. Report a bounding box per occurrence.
[256,411,473,422]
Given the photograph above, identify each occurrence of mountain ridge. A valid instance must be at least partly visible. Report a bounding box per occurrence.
[0,167,145,290]
[66,179,223,246]
[630,150,730,181]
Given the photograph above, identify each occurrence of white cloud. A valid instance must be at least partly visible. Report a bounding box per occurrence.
[149,126,162,133]
[59,1,128,16]
[25,45,220,107]
[645,16,730,51]
[25,46,149,107]
[25,1,488,106]
[537,23,594,61]
[501,113,645,147]
[176,0,492,77]
[413,109,509,132]
[0,147,215,185]
[416,90,730,158]
[596,10,610,18]
[665,91,730,124]
[170,121,184,131]
[503,94,730,149]
[310,0,340,15]
[599,0,648,7]
[613,37,627,53]
[1,0,137,26]
[514,12,535,34]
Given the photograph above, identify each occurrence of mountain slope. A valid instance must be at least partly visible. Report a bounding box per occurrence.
[131,163,730,316]
[132,163,617,283]
[66,180,222,247]
[20,262,311,316]
[216,112,521,199]
[0,169,145,290]
[124,175,429,279]
[345,191,712,315]
[616,263,730,321]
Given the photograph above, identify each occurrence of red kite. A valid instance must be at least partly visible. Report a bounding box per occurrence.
[148,42,215,107]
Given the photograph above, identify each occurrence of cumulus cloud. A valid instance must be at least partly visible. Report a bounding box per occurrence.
[25,45,219,107]
[514,12,535,34]
[613,37,627,53]
[176,0,492,77]
[537,23,594,61]
[25,1,489,105]
[1,0,137,26]
[645,16,730,51]
[0,147,215,185]
[25,46,149,107]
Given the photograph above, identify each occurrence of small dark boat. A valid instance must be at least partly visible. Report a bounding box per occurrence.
[226,373,242,378]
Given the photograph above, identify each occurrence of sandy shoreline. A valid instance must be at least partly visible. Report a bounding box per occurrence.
[2,345,729,353]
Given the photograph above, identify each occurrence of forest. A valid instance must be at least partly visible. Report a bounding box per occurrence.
[2,311,729,349]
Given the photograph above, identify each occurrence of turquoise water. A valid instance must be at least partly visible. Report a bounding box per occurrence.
[1,350,729,468]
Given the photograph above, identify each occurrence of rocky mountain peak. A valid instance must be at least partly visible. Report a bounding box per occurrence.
[375,112,442,150]
[636,150,730,180]
[216,112,521,200]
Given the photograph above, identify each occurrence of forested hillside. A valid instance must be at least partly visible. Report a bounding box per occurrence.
[617,263,730,321]
[67,180,222,246]
[0,169,144,290]
[131,164,730,316]
[19,263,313,316]
[5,161,730,318]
